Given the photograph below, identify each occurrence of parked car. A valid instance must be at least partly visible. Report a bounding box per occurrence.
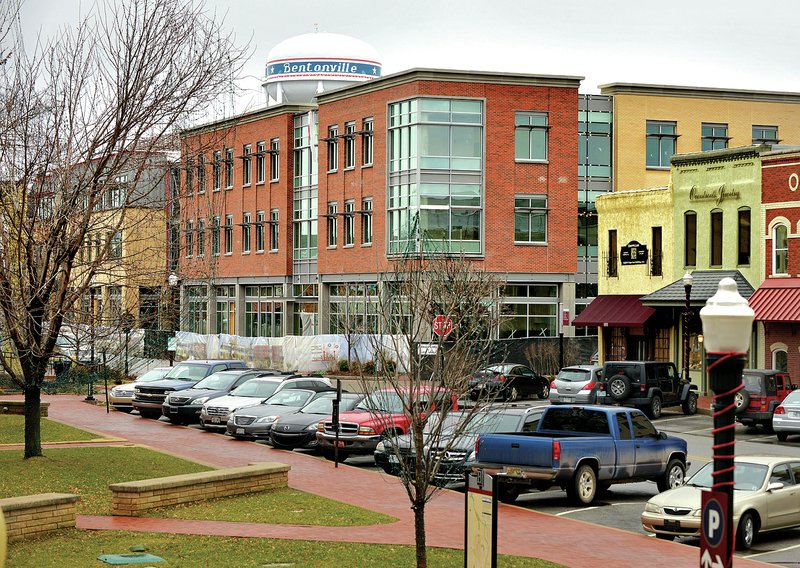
[641,455,800,550]
[468,363,549,401]
[374,404,545,486]
[200,375,333,429]
[107,367,171,412]
[226,388,336,440]
[596,361,698,419]
[772,388,800,441]
[735,369,796,430]
[549,365,602,404]
[160,369,285,424]
[269,392,366,451]
[316,386,459,462]
[132,360,247,418]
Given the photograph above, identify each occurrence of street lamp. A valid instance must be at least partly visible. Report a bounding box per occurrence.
[682,271,694,383]
[167,273,179,366]
[85,287,96,401]
[699,277,754,567]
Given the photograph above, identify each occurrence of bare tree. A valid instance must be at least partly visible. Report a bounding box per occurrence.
[0,0,248,458]
[345,251,505,568]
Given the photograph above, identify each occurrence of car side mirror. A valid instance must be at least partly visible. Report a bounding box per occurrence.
[767,482,784,492]
[658,432,667,440]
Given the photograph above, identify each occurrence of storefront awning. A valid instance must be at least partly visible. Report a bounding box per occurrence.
[749,278,800,322]
[572,295,655,327]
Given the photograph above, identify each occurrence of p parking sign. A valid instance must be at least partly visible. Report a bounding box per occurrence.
[700,490,730,568]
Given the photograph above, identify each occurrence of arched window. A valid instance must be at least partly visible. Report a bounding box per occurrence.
[773,349,788,372]
[773,224,789,275]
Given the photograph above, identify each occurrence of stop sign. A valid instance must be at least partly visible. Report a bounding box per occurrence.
[432,315,454,338]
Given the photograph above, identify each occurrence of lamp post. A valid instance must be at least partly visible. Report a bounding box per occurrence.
[85,287,96,401]
[682,272,694,383]
[699,277,754,567]
[167,272,179,366]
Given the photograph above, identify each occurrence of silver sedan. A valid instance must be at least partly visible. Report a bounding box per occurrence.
[773,389,800,442]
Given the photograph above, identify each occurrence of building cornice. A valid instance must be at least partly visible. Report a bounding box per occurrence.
[316,68,584,104]
[671,145,768,167]
[599,82,800,104]
[180,103,318,138]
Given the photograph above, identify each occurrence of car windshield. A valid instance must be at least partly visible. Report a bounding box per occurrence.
[443,412,521,435]
[686,461,768,491]
[300,395,360,414]
[230,380,279,398]
[136,369,169,383]
[163,363,210,381]
[264,390,312,407]
[783,390,800,404]
[356,391,406,413]
[192,372,241,390]
[557,369,590,382]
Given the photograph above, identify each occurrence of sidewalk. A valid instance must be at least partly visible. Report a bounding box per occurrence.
[18,395,771,567]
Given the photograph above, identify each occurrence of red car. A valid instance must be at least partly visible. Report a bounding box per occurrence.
[735,369,797,429]
[315,386,458,462]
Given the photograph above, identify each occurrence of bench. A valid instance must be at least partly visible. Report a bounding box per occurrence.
[0,493,79,542]
[0,400,49,416]
[109,462,290,516]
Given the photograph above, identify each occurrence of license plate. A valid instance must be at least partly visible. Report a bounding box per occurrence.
[336,441,345,448]
[211,417,220,424]
[664,519,681,529]
[561,396,574,403]
[236,428,245,435]
[503,466,524,478]
[791,411,800,418]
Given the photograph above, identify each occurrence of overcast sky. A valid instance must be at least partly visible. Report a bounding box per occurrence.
[19,0,800,113]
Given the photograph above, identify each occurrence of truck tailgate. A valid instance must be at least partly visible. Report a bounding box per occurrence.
[477,433,561,468]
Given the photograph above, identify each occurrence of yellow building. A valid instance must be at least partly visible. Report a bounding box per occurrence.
[601,83,800,192]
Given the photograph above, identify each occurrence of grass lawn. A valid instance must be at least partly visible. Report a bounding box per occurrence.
[0,415,107,444]
[6,530,565,567]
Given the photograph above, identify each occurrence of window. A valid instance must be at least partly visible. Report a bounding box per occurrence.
[256,141,266,183]
[361,198,373,245]
[579,107,612,177]
[646,121,677,168]
[710,209,723,266]
[186,220,194,257]
[270,138,279,181]
[515,112,548,161]
[344,122,356,168]
[255,210,265,252]
[215,286,235,335]
[514,195,547,243]
[327,126,338,171]
[362,118,373,165]
[498,284,558,338]
[329,283,379,334]
[242,213,251,254]
[685,211,697,266]
[197,154,206,193]
[327,202,337,247]
[344,200,355,246]
[212,216,220,255]
[224,214,233,254]
[631,413,657,438]
[212,151,221,190]
[738,208,750,265]
[197,219,205,256]
[608,229,618,277]
[702,123,729,151]
[242,144,252,186]
[224,147,234,188]
[244,285,284,337]
[109,231,122,258]
[270,209,279,251]
[773,224,789,275]
[185,157,194,196]
[773,349,788,372]
[753,125,779,145]
[651,226,662,276]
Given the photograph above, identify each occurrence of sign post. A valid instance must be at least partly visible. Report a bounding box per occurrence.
[700,491,729,568]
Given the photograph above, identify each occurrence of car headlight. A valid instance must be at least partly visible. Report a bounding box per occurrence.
[375,441,385,452]
[691,508,702,517]
[134,387,141,394]
[255,415,278,424]
[193,396,210,405]
[644,502,662,514]
[306,423,319,431]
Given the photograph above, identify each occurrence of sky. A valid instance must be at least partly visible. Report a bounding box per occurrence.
[17,0,800,114]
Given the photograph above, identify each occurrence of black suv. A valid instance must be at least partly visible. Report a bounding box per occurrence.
[597,361,698,419]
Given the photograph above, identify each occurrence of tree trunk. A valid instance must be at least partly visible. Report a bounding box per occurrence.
[414,498,427,568]
[24,384,43,458]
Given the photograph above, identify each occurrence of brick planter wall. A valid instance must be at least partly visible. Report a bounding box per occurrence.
[0,493,79,542]
[109,462,290,516]
[0,400,49,416]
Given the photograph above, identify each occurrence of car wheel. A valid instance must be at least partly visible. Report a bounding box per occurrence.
[777,432,789,442]
[682,393,698,415]
[647,395,662,420]
[567,464,597,505]
[736,511,758,550]
[657,458,686,492]
[655,533,675,541]
[734,390,750,415]
[507,386,519,402]
[608,375,631,401]
[497,482,521,504]
[538,383,550,400]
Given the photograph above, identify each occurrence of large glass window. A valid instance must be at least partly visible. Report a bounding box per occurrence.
[361,198,373,245]
[242,144,252,186]
[514,195,547,244]
[515,112,548,161]
[774,224,789,275]
[215,286,235,335]
[579,110,611,177]
[499,284,558,339]
[186,286,207,334]
[328,283,379,334]
[578,201,598,258]
[242,213,251,254]
[256,141,266,183]
[293,113,318,263]
[710,209,723,266]
[646,121,677,168]
[244,285,284,337]
[362,118,373,166]
[753,125,779,145]
[702,123,729,151]
[685,211,697,267]
[344,122,356,168]
[738,208,750,265]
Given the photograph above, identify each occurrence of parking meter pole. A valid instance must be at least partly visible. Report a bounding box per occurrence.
[333,379,341,469]
[707,352,745,567]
